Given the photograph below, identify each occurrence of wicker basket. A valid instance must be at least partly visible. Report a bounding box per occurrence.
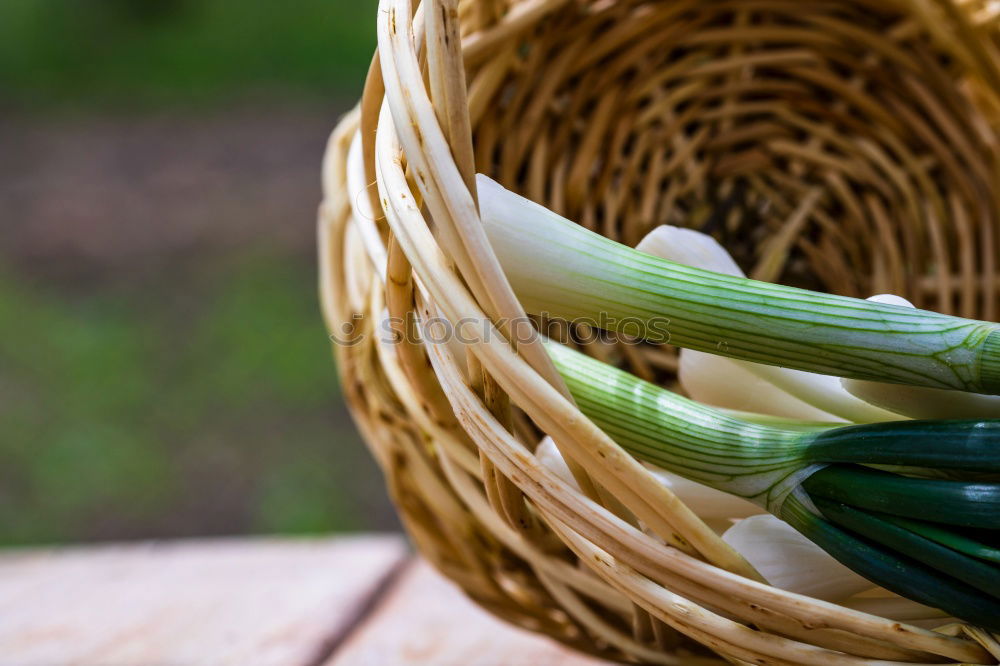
[319,0,1000,662]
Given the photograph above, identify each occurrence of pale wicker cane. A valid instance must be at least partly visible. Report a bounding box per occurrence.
[319,0,1000,663]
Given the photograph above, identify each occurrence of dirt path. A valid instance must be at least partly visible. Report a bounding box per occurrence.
[1,104,345,278]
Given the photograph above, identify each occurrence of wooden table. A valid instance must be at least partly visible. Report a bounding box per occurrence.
[0,535,612,665]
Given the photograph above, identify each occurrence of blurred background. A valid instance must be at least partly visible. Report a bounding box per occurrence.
[0,0,398,545]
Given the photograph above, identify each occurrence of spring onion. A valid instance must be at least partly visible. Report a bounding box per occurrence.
[679,350,841,421]
[536,436,763,530]
[636,224,901,422]
[546,340,1000,629]
[641,224,999,420]
[840,298,1000,418]
[637,225,842,422]
[477,176,1000,624]
[541,434,892,603]
[478,175,1000,394]
[721,514,875,603]
[842,379,1000,419]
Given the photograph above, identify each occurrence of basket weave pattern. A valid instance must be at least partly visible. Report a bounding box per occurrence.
[320,0,1000,662]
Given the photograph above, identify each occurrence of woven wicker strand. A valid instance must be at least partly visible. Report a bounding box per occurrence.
[319,0,1000,663]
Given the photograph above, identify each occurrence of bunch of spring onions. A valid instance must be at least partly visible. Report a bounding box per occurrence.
[476,175,1000,630]
[477,176,1000,395]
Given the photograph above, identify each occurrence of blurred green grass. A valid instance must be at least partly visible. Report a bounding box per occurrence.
[0,0,377,108]
[0,254,388,544]
[0,0,392,544]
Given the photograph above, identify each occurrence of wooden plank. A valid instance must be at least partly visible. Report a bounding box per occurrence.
[328,560,614,665]
[0,535,407,666]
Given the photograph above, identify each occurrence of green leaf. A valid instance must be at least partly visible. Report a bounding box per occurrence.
[879,516,1000,565]
[814,498,1000,601]
[802,466,1000,529]
[803,420,1000,472]
[781,495,1000,631]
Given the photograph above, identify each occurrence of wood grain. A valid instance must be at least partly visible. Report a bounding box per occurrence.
[328,560,613,666]
[0,536,407,666]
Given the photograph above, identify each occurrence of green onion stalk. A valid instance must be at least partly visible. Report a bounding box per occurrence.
[477,175,1000,395]
[547,340,1000,630]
